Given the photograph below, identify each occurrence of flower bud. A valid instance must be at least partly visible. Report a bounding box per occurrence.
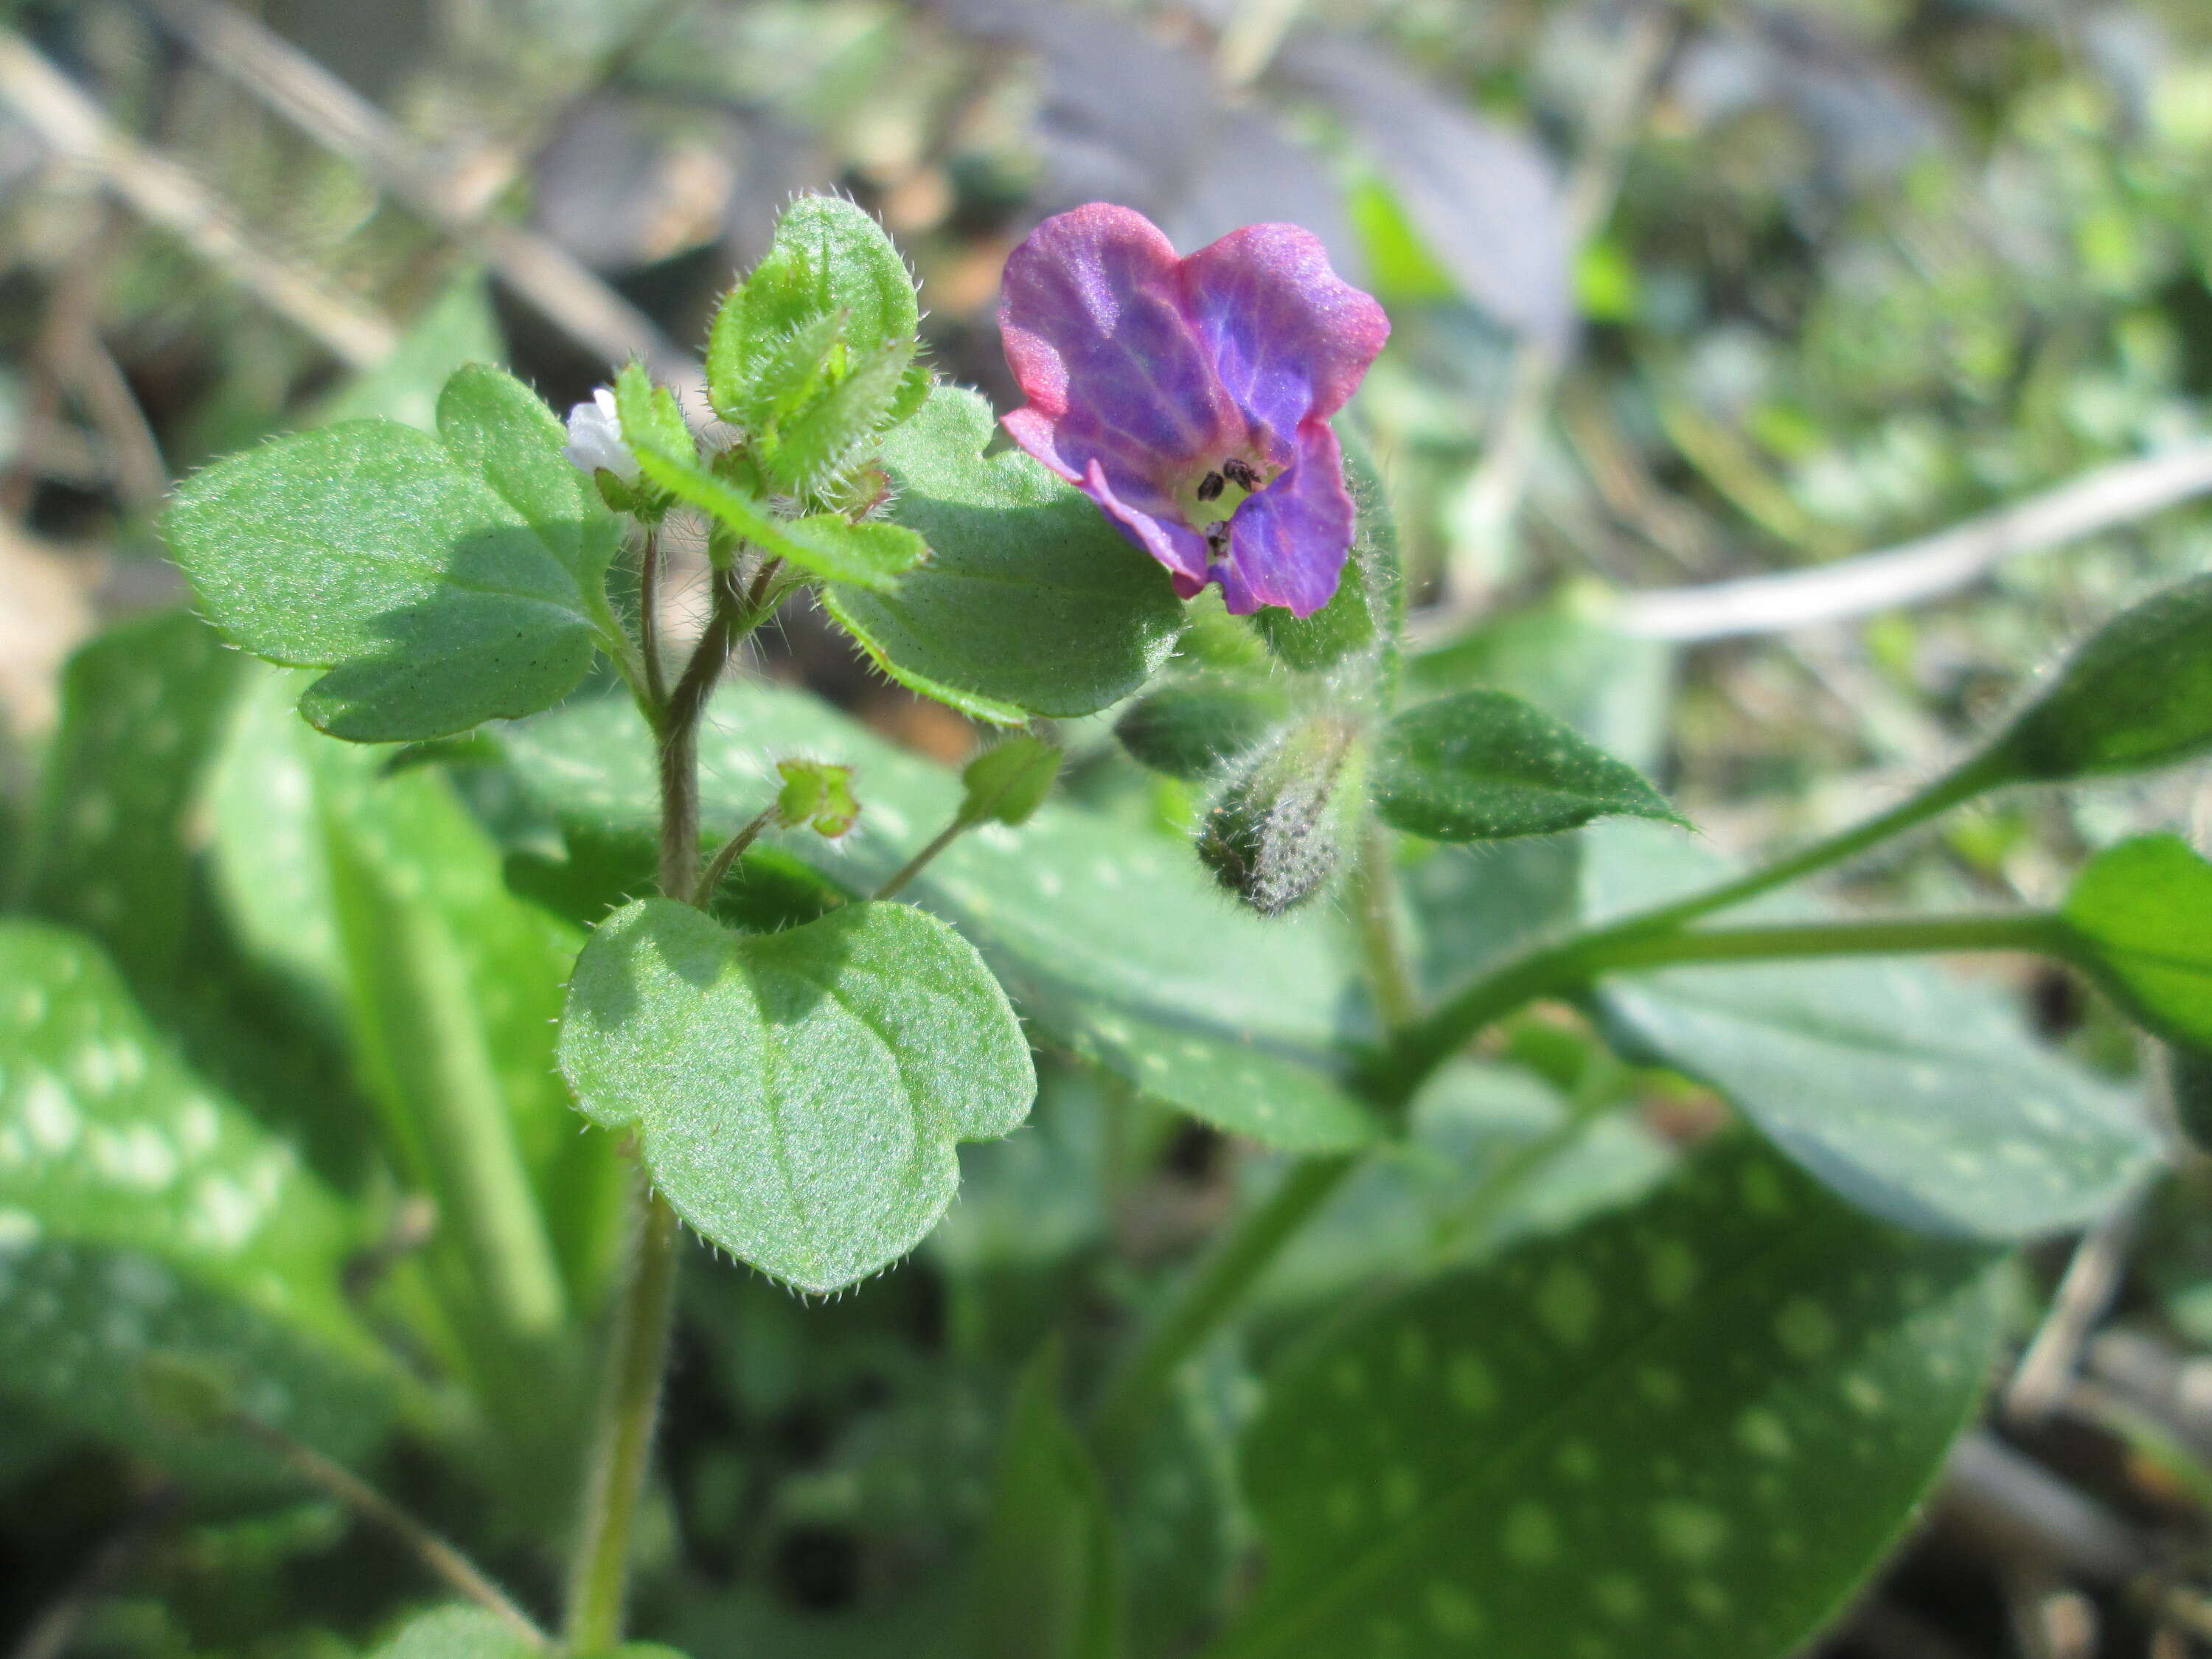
[563,386,642,487]
[1194,715,1363,917]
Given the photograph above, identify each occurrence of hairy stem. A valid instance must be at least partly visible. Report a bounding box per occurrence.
[563,1183,681,1652]
[1593,911,2064,970]
[639,526,668,713]
[1378,903,2062,1109]
[565,558,783,1647]
[1089,1155,1357,1472]
[695,805,776,908]
[655,563,746,900]
[1349,820,1419,1037]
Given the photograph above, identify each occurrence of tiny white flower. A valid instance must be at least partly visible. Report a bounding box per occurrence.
[562,386,641,485]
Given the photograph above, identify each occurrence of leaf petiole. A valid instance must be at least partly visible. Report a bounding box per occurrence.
[695,804,777,908]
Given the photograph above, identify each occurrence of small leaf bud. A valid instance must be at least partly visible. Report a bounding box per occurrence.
[773,759,860,839]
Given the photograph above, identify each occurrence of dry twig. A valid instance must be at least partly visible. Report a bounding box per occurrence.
[1614,439,2212,641]
[1434,1,1677,616]
[143,0,700,392]
[0,27,397,367]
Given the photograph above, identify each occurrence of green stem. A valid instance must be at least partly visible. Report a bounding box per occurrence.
[1621,752,2006,938]
[873,817,967,902]
[638,526,669,714]
[564,557,788,1648]
[695,806,776,908]
[1374,753,2014,1103]
[1378,907,2065,1108]
[1089,1155,1357,1472]
[1349,820,1419,1037]
[563,1183,681,1652]
[1594,911,2065,970]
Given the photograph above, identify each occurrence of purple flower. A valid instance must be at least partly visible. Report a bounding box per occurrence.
[998,204,1390,618]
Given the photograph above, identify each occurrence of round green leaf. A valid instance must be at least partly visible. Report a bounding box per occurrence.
[165,367,618,742]
[558,898,1036,1293]
[2062,834,2212,1049]
[1374,688,1684,843]
[501,688,1380,1153]
[823,386,1184,723]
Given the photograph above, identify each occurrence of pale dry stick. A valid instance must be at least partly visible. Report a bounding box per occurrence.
[143,0,702,394]
[1614,438,2212,641]
[1434,1,1677,616]
[1,207,117,517]
[1214,0,1307,90]
[0,27,397,368]
[228,1410,548,1644]
[70,331,170,512]
[10,1486,183,1659]
[7,210,167,512]
[2005,1194,2143,1427]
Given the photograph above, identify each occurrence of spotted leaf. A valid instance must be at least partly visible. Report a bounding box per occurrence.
[1220,1141,2003,1659]
[0,920,392,1484]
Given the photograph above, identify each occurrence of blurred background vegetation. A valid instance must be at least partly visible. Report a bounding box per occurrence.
[5,1,2212,1655]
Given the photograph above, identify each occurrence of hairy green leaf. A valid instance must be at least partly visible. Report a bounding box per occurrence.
[166,366,619,741]
[762,335,919,492]
[622,406,922,591]
[2062,835,2212,1049]
[1587,827,2159,1239]
[499,687,1377,1152]
[370,1607,538,1659]
[1221,1142,2003,1659]
[706,195,919,429]
[1405,595,1675,772]
[1986,574,2212,782]
[559,898,1035,1293]
[1374,689,1684,843]
[960,1344,1121,1659]
[0,920,392,1482]
[371,1607,676,1659]
[822,386,1184,723]
[438,364,620,597]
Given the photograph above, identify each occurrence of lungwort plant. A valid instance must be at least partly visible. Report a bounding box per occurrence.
[8,193,2211,1657]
